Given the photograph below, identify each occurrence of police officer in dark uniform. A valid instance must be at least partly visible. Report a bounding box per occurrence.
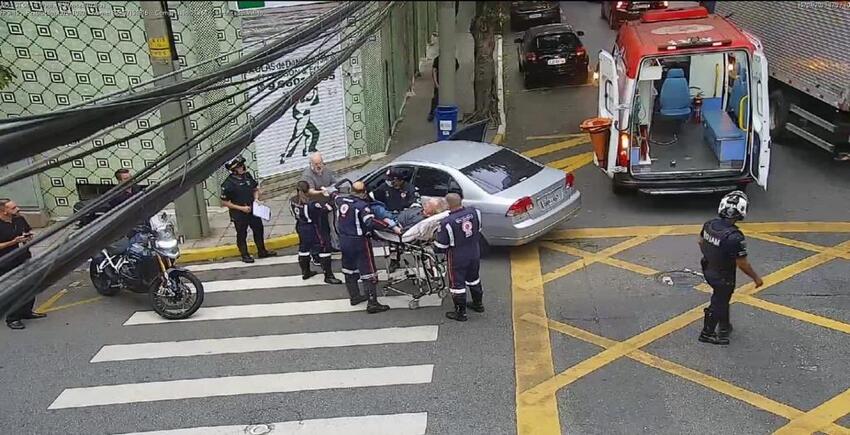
[290,181,342,284]
[698,190,763,345]
[434,192,484,322]
[334,181,393,313]
[220,155,277,263]
[370,168,417,213]
[370,169,417,272]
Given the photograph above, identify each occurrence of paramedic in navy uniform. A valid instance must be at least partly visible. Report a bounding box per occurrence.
[370,168,417,212]
[698,190,763,345]
[334,180,397,313]
[434,192,484,322]
[290,181,342,285]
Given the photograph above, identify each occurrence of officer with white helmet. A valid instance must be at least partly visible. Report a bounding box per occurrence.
[698,191,763,345]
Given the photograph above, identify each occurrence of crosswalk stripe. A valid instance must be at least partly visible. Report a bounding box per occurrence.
[182,247,390,272]
[48,364,434,409]
[91,325,440,362]
[117,412,429,435]
[204,268,425,293]
[123,294,444,326]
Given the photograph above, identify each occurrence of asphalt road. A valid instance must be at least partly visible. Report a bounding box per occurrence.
[3,2,850,434]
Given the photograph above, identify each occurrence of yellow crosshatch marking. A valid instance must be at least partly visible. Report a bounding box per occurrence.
[512,222,850,435]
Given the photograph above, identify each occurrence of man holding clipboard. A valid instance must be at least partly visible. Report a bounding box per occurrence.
[220,155,277,263]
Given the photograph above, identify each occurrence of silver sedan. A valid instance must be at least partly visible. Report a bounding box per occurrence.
[352,140,581,250]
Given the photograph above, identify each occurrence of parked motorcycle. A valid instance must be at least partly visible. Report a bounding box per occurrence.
[89,211,204,320]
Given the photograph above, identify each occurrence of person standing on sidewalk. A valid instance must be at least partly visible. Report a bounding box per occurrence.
[220,155,277,264]
[698,191,763,345]
[290,181,342,285]
[434,193,484,322]
[0,199,44,330]
[301,152,340,252]
[427,55,460,122]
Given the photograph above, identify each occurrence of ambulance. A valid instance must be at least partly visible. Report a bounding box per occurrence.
[594,6,771,194]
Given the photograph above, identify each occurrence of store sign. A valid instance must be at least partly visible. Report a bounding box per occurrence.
[245,35,348,178]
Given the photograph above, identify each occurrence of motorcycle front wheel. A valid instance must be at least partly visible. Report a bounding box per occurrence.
[90,260,121,296]
[150,269,204,320]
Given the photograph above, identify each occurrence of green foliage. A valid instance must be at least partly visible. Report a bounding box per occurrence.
[0,64,16,90]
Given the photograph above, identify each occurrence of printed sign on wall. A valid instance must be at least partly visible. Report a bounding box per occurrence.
[245,34,348,178]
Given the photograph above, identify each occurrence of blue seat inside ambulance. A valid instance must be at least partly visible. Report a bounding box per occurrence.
[702,66,747,163]
[658,68,692,119]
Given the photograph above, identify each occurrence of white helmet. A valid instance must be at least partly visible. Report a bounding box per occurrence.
[718,190,748,219]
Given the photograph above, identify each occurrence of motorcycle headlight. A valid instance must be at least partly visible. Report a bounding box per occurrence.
[155,239,178,250]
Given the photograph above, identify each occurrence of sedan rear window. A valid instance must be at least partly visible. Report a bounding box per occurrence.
[460,149,543,194]
[535,33,579,51]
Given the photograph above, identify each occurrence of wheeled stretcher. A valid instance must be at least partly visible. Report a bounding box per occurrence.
[371,211,450,309]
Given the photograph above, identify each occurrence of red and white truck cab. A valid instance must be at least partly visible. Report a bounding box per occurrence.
[595,6,771,195]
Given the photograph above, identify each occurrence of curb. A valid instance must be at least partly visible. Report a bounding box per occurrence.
[180,233,299,263]
[494,34,506,145]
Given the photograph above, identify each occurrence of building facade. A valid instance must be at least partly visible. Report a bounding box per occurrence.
[0,1,436,223]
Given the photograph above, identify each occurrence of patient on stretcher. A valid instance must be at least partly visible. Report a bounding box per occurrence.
[374,197,448,242]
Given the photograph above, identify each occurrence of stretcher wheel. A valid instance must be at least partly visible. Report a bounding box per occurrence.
[408,299,419,310]
[438,289,447,299]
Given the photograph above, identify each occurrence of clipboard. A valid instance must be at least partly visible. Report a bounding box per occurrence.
[252,201,272,221]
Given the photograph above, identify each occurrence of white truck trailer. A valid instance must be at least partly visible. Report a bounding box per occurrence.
[715,1,850,160]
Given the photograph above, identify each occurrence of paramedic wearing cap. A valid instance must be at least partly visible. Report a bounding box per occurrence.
[434,193,484,322]
[698,190,763,345]
[220,156,277,263]
[370,169,417,213]
[334,181,391,313]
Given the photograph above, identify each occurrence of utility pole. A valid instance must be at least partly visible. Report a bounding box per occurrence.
[140,1,210,239]
[437,0,456,106]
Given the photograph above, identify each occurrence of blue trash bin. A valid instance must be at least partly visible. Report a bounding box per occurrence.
[435,105,459,141]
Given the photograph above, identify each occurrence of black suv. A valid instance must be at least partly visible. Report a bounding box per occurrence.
[515,24,588,87]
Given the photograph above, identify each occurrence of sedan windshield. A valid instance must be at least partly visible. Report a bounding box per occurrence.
[460,149,543,194]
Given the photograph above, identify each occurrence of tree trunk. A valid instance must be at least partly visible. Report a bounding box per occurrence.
[465,1,502,125]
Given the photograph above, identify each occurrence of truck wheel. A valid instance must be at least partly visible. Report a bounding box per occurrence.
[769,89,789,139]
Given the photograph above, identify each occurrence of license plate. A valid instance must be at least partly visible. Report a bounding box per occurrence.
[547,58,566,65]
[538,189,563,210]
[632,3,650,9]
[529,13,542,18]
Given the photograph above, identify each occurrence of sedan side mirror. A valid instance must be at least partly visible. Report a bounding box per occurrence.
[514,37,523,44]
[577,31,585,36]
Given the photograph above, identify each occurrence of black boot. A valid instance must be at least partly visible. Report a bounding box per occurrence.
[716,323,731,345]
[320,257,342,284]
[446,294,468,321]
[363,281,389,314]
[298,256,317,280]
[698,308,720,344]
[345,274,368,306]
[467,286,484,313]
[241,254,255,263]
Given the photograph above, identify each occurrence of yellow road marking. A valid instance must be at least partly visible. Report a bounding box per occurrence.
[541,236,657,284]
[541,242,658,276]
[512,244,561,435]
[522,137,589,158]
[743,296,850,335]
[545,222,850,240]
[526,314,850,434]
[526,133,587,141]
[774,388,850,435]
[549,152,594,174]
[747,233,850,260]
[35,289,68,313]
[42,296,103,313]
